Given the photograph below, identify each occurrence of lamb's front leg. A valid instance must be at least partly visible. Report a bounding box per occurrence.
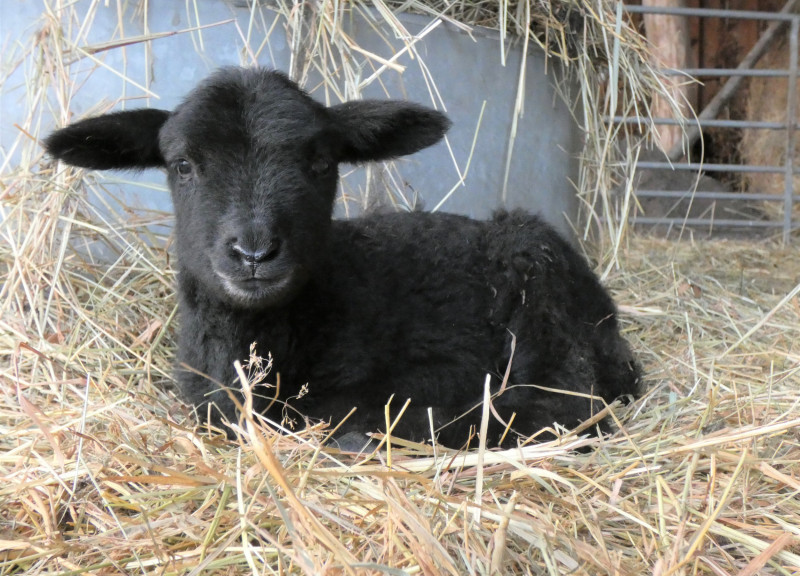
[175,303,245,434]
[176,367,240,433]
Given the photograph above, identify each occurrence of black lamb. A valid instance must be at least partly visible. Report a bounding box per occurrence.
[45,67,640,449]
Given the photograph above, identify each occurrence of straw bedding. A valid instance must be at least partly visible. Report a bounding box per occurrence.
[2,1,799,575]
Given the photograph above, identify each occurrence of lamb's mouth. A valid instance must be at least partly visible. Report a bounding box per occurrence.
[218,269,304,307]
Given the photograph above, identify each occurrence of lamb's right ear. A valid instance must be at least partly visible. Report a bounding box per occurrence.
[44,109,170,170]
[328,100,451,163]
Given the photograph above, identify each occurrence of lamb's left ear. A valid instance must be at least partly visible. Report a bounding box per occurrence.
[329,100,451,164]
[44,108,171,170]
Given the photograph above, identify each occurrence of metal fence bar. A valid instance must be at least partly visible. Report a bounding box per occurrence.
[636,190,800,201]
[661,68,792,77]
[624,3,800,22]
[609,116,797,130]
[630,217,796,229]
[783,18,799,242]
[635,162,797,174]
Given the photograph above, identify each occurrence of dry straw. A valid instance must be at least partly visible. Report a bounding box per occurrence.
[2,1,800,575]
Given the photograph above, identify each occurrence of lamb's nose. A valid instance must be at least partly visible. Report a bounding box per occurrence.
[231,239,281,264]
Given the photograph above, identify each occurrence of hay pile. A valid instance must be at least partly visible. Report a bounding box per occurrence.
[740,36,800,223]
[3,1,800,575]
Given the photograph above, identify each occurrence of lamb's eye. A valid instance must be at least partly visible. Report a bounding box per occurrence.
[311,158,330,175]
[175,159,193,178]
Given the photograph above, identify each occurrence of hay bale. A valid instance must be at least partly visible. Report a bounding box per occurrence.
[740,37,800,222]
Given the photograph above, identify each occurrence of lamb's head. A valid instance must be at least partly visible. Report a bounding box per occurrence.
[45,67,450,308]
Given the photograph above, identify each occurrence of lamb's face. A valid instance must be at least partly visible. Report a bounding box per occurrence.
[45,67,451,310]
[159,71,340,308]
